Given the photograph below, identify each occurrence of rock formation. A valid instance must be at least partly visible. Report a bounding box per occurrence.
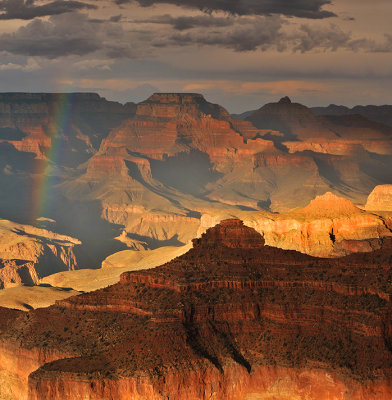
[0,219,81,288]
[1,219,392,399]
[366,184,392,211]
[198,192,392,258]
[0,259,38,289]
[0,92,136,161]
[0,92,391,270]
[247,97,392,141]
[246,96,339,140]
[33,191,392,300]
[61,93,392,255]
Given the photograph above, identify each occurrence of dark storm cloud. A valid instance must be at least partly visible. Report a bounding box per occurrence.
[0,0,96,20]
[156,17,347,53]
[115,0,336,19]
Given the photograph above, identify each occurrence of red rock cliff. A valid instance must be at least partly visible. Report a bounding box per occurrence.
[2,221,392,400]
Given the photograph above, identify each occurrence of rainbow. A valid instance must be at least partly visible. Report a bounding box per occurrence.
[32,93,76,223]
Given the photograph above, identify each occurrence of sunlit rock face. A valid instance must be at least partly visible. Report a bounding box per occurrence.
[366,185,392,211]
[198,192,392,258]
[0,219,81,289]
[1,219,392,399]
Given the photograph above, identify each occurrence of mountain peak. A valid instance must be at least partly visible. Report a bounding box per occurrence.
[278,96,292,104]
[192,219,265,249]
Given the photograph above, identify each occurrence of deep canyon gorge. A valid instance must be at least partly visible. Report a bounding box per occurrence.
[0,92,391,399]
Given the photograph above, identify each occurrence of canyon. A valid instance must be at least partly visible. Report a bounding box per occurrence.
[1,219,392,399]
[0,91,391,304]
[0,91,391,399]
[53,93,392,266]
[0,92,391,231]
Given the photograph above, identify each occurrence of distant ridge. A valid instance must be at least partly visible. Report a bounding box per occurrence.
[311,104,392,127]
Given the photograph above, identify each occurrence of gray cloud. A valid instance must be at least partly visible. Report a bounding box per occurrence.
[115,0,336,19]
[292,24,352,52]
[0,14,99,57]
[136,14,234,30]
[0,0,95,20]
[1,9,391,60]
[0,12,135,58]
[293,26,392,54]
[363,34,392,53]
[165,16,286,52]
[157,17,392,54]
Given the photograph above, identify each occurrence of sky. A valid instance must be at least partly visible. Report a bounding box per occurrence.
[0,0,391,112]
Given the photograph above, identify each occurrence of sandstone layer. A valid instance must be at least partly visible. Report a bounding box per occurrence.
[1,220,392,399]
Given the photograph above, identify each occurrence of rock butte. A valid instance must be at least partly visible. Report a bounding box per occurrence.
[1,220,392,399]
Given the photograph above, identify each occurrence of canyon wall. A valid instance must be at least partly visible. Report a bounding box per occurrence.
[1,220,392,399]
[198,193,392,257]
